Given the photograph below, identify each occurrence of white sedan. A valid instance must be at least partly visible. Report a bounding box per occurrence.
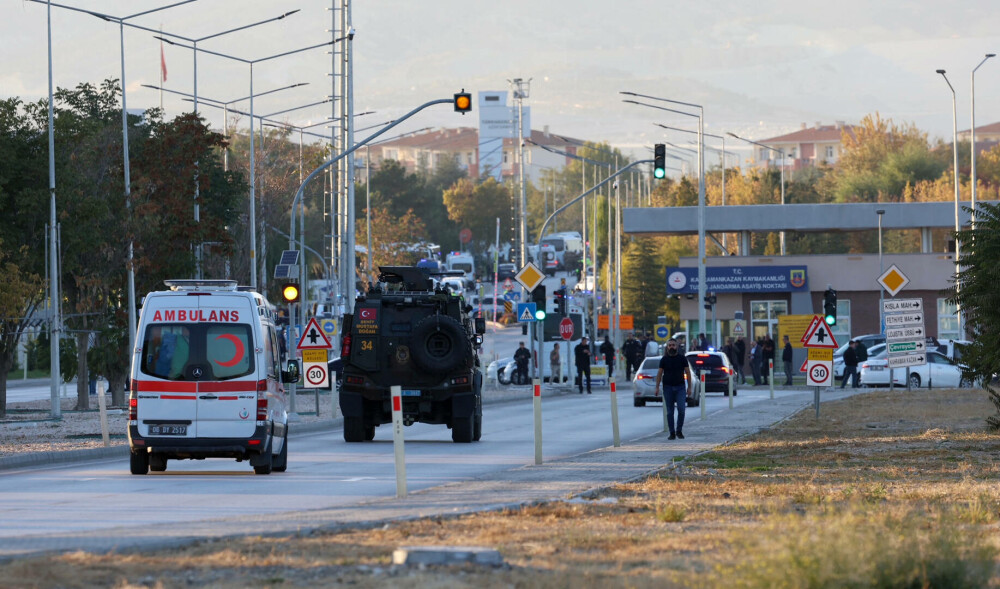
[861,350,969,389]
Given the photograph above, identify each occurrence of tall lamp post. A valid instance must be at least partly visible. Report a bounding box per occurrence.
[971,54,995,227]
[621,92,707,342]
[937,69,963,337]
[156,38,341,290]
[876,209,885,331]
[727,132,786,255]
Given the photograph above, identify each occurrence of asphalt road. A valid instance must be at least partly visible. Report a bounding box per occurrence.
[0,378,809,559]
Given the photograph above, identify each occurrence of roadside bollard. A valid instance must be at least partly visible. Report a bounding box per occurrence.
[533,378,542,465]
[662,380,670,433]
[610,377,620,447]
[769,360,775,399]
[728,372,734,410]
[700,373,707,421]
[97,381,110,447]
[390,385,406,498]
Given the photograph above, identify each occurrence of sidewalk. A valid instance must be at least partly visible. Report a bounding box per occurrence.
[0,387,860,559]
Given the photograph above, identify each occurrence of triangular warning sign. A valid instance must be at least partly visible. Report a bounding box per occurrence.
[519,306,534,322]
[802,320,839,349]
[297,317,333,350]
[799,358,809,373]
[800,316,822,343]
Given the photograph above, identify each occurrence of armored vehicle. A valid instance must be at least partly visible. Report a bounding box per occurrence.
[339,266,486,443]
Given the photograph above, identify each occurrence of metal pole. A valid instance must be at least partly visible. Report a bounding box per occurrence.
[610,377,620,447]
[344,1,357,313]
[779,149,786,255]
[697,110,706,346]
[118,21,137,366]
[938,70,962,336]
[249,63,257,289]
[366,144,373,278]
[533,378,542,465]
[47,0,61,419]
[971,54,995,228]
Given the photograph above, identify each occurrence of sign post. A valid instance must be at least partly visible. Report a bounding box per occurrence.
[296,317,334,420]
[802,324,837,419]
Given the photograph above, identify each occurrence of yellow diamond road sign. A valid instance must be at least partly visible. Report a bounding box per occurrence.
[515,262,545,291]
[877,264,910,297]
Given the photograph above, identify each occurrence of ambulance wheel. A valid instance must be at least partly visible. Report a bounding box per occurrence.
[253,445,273,475]
[149,454,167,472]
[344,417,367,442]
[272,436,288,472]
[129,451,149,475]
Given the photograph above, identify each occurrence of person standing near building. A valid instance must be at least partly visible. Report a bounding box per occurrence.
[734,336,747,385]
[762,335,775,385]
[782,335,794,386]
[550,343,561,383]
[841,340,860,389]
[696,333,709,351]
[750,338,763,386]
[645,335,659,357]
[623,335,640,380]
[655,338,688,440]
[600,336,616,379]
[575,336,592,394]
[513,342,532,385]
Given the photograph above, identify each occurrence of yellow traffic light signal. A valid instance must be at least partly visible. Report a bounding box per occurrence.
[281,282,300,303]
[454,90,472,114]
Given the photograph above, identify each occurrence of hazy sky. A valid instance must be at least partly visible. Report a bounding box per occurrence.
[5,0,1000,161]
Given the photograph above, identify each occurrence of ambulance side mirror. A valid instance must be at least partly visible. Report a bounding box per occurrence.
[282,360,300,384]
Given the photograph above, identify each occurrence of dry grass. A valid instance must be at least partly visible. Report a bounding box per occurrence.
[5,388,1000,588]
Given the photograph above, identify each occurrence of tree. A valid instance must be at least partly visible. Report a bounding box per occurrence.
[442,177,513,253]
[0,243,43,418]
[358,206,428,282]
[950,203,1000,428]
[620,237,667,333]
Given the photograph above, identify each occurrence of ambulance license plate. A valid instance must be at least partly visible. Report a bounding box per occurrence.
[401,390,421,397]
[149,424,187,436]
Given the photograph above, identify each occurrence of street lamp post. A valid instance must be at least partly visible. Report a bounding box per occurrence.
[622,92,707,342]
[971,54,996,227]
[937,69,963,337]
[155,38,339,290]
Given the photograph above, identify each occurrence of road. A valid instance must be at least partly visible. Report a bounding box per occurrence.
[0,380,788,558]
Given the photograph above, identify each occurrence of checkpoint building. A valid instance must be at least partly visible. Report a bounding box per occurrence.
[623,200,975,347]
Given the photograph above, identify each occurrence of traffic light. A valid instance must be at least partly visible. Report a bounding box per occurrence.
[824,288,837,325]
[531,284,546,304]
[534,307,547,321]
[554,288,567,315]
[653,144,666,179]
[703,293,716,311]
[281,281,300,304]
[454,90,472,114]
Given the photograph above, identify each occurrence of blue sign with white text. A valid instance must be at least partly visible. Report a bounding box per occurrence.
[666,265,809,294]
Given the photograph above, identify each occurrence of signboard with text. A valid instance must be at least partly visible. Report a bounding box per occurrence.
[666,265,809,294]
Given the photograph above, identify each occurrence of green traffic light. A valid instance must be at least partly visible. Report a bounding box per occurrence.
[825,315,836,325]
[535,309,547,321]
[654,168,665,179]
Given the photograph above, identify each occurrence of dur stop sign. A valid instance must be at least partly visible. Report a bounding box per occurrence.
[559,317,574,340]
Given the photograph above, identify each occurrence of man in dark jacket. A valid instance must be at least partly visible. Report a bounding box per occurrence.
[750,339,763,386]
[762,336,775,385]
[600,336,616,379]
[513,342,531,385]
[734,336,747,384]
[623,335,641,380]
[574,337,592,394]
[782,335,794,386]
[841,340,859,389]
[655,338,689,439]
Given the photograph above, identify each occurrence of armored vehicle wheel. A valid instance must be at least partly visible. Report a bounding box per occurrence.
[473,414,482,441]
[344,416,367,442]
[365,425,376,441]
[452,416,474,443]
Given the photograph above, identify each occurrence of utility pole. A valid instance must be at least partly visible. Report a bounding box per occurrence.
[510,78,531,267]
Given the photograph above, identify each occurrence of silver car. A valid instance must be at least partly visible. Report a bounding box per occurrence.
[632,357,699,408]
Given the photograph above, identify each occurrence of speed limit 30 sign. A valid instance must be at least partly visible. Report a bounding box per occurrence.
[302,349,329,389]
[806,359,833,387]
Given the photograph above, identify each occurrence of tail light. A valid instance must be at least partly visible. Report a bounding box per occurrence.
[636,374,652,380]
[129,379,138,422]
[451,375,470,385]
[341,335,352,359]
[256,379,268,420]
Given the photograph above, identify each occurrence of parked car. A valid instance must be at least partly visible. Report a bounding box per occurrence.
[632,356,700,408]
[686,351,737,397]
[856,344,893,386]
[891,351,969,389]
[833,334,886,379]
[497,263,517,281]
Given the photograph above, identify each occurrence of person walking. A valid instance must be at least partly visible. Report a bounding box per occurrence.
[513,342,532,385]
[574,336,592,394]
[696,333,709,352]
[782,335,794,386]
[622,335,638,380]
[761,336,775,385]
[734,336,747,385]
[600,336,616,379]
[750,338,763,386]
[721,337,737,374]
[841,340,860,389]
[645,335,659,357]
[655,338,688,440]
[550,343,561,383]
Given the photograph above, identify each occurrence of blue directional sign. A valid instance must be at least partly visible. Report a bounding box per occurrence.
[656,325,669,339]
[517,302,537,322]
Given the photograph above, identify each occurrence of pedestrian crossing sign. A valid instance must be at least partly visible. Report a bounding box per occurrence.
[517,302,537,322]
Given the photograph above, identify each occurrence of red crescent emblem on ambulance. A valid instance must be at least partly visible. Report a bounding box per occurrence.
[214,334,245,367]
[359,308,377,320]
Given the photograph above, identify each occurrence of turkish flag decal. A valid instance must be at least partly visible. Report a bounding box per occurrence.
[359,308,378,321]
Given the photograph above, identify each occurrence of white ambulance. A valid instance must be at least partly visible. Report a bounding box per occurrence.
[127,279,298,475]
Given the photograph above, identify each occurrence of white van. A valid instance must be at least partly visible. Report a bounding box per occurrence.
[127,279,298,475]
[445,252,476,288]
[539,232,584,276]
